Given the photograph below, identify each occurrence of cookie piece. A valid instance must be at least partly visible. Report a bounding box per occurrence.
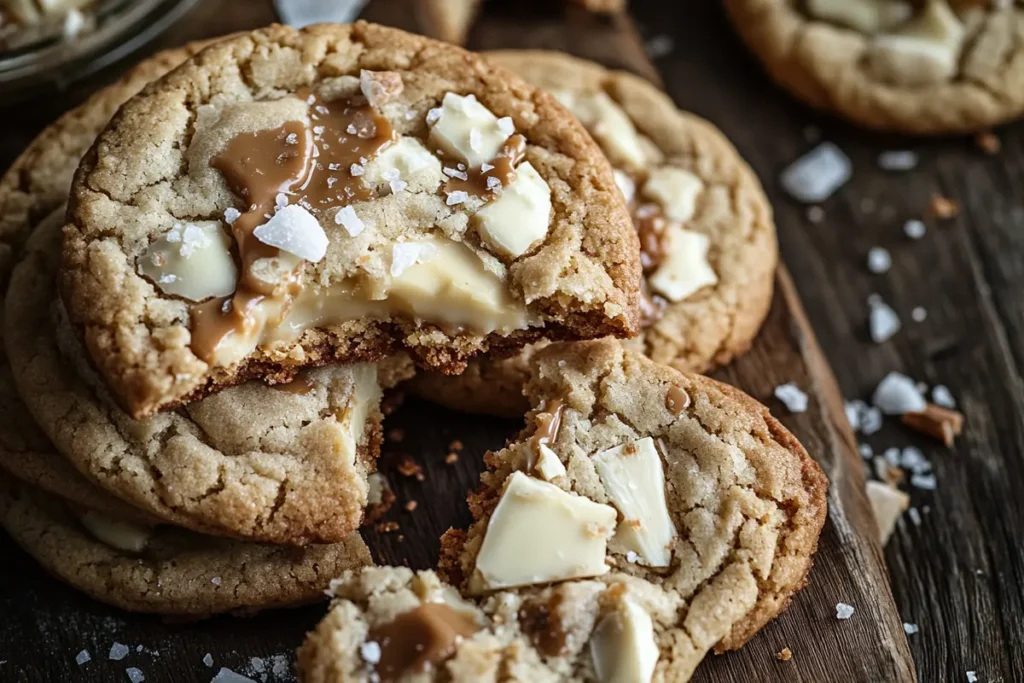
[63,22,640,419]
[299,567,674,683]
[724,0,1024,134]
[410,51,777,417]
[6,213,395,545]
[415,0,482,44]
[441,339,827,661]
[0,478,372,616]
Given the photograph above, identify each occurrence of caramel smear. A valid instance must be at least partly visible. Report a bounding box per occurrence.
[526,398,566,471]
[518,592,568,657]
[370,603,479,680]
[272,372,316,395]
[192,90,397,366]
[665,385,690,415]
[902,402,964,447]
[443,134,527,199]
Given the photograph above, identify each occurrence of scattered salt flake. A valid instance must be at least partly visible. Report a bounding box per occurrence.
[884,447,901,467]
[858,443,873,459]
[334,206,366,237]
[211,668,256,683]
[645,34,674,59]
[224,208,241,224]
[446,190,470,206]
[873,372,927,415]
[250,657,265,673]
[861,406,883,435]
[391,242,439,277]
[270,656,289,677]
[360,641,382,664]
[904,219,926,239]
[867,247,892,274]
[967,672,978,683]
[350,163,365,177]
[426,106,443,124]
[835,603,855,620]
[126,668,145,683]
[774,383,809,413]
[211,576,221,586]
[912,306,927,322]
[252,205,329,262]
[203,654,214,667]
[626,551,639,564]
[900,447,927,471]
[868,298,901,343]
[781,142,852,203]
[908,507,922,526]
[486,176,503,193]
[903,623,919,635]
[480,162,494,172]
[496,116,515,137]
[109,643,130,661]
[845,400,862,431]
[443,167,469,181]
[285,133,299,145]
[63,8,86,38]
[878,150,918,171]
[275,193,289,210]
[911,472,937,490]
[76,650,91,665]
[932,385,956,408]
[806,205,825,223]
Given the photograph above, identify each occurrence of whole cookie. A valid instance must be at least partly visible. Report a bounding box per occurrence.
[0,478,372,616]
[724,0,1024,134]
[298,341,827,682]
[410,51,777,417]
[6,213,397,545]
[63,22,640,419]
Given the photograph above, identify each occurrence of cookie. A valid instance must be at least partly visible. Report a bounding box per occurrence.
[415,0,482,45]
[6,212,398,545]
[441,340,827,657]
[298,567,677,683]
[0,477,372,616]
[410,51,777,417]
[724,0,1024,134]
[63,22,641,419]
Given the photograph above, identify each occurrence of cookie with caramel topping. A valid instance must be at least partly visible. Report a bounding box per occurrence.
[63,23,640,419]
[0,478,372,616]
[725,0,1024,134]
[410,51,777,417]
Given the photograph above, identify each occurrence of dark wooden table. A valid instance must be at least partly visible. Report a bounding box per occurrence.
[1,2,1021,682]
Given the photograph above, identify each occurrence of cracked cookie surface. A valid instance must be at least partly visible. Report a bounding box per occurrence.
[411,51,777,417]
[724,0,1024,134]
[6,214,395,545]
[0,478,372,616]
[64,22,640,419]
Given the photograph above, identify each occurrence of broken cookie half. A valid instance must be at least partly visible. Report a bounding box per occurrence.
[63,22,640,418]
[299,341,828,682]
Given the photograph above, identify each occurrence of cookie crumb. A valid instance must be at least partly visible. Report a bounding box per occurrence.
[126,668,145,683]
[904,219,926,240]
[405,500,418,512]
[76,650,91,665]
[387,428,404,442]
[903,623,919,635]
[776,647,793,661]
[902,403,964,446]
[835,603,855,620]
[449,439,464,452]
[109,643,130,661]
[396,456,425,480]
[774,383,809,413]
[445,452,459,465]
[975,131,1000,155]
[928,194,959,220]
[376,521,400,533]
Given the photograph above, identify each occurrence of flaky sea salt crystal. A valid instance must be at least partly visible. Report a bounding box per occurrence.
[109,643,130,661]
[391,242,439,277]
[203,654,214,667]
[270,656,289,677]
[126,668,145,683]
[179,224,213,258]
[867,247,892,274]
[443,167,469,181]
[250,657,265,673]
[360,641,382,664]
[967,672,978,683]
[486,176,503,194]
[900,447,927,471]
[878,150,918,171]
[932,385,956,408]
[884,447,900,467]
[911,472,937,490]
[835,603,855,620]
[858,443,873,459]
[904,623,919,634]
[480,162,494,172]
[446,190,470,206]
[861,406,883,435]
[275,193,289,210]
[780,142,852,203]
[350,163,365,177]
[76,650,91,665]
[873,372,927,415]
[210,669,256,683]
[869,297,901,343]
[496,116,515,137]
[912,307,927,322]
[211,576,221,586]
[845,400,863,431]
[426,107,443,124]
[908,507,922,526]
[904,219,926,239]
[334,206,365,237]
[224,208,241,224]
[626,551,639,563]
[774,383,809,413]
[252,205,329,262]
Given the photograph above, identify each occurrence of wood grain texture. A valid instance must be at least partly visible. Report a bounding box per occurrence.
[4,0,997,681]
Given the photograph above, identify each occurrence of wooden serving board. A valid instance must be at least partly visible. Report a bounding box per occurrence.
[0,1,915,681]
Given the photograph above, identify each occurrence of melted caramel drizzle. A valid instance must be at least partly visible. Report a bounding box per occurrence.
[665,385,691,415]
[443,134,527,199]
[190,91,397,365]
[273,372,316,395]
[526,398,566,472]
[370,603,479,680]
[518,592,568,657]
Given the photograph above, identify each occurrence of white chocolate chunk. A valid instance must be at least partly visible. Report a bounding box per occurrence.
[253,205,329,262]
[362,137,443,194]
[474,162,552,258]
[470,472,616,592]
[613,170,637,205]
[866,480,909,546]
[570,91,647,169]
[391,241,439,277]
[641,167,704,223]
[79,511,153,553]
[871,0,965,85]
[593,437,677,567]
[428,93,512,167]
[590,596,660,683]
[806,0,913,34]
[342,364,381,445]
[138,222,237,302]
[535,443,567,481]
[648,227,717,303]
